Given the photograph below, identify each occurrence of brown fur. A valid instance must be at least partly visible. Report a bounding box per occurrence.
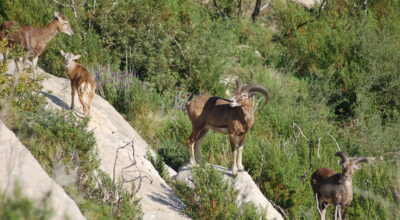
[0,12,73,71]
[310,152,368,220]
[186,79,269,175]
[67,62,96,116]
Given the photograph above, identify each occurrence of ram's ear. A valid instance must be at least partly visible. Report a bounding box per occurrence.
[54,12,61,19]
[73,54,81,60]
[60,50,65,56]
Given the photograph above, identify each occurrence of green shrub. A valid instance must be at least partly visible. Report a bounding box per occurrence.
[173,165,265,220]
[3,1,398,219]
[147,151,168,179]
[157,140,189,172]
[12,108,142,219]
[0,186,52,220]
[271,0,400,122]
[13,109,98,180]
[0,72,45,113]
[65,170,142,220]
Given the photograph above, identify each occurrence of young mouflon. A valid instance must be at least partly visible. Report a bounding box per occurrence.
[311,152,368,220]
[1,12,73,72]
[60,50,96,116]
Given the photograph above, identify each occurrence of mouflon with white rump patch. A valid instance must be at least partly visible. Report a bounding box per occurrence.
[60,50,96,116]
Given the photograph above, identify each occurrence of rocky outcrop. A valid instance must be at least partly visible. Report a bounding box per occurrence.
[0,122,86,220]
[175,164,284,220]
[3,61,189,219]
[4,60,282,220]
[291,0,321,9]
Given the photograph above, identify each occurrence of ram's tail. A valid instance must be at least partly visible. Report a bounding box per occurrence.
[79,82,92,107]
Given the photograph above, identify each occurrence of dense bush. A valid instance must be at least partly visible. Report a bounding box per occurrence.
[272,0,400,121]
[2,0,400,219]
[0,72,45,113]
[89,1,399,218]
[173,165,265,220]
[0,187,52,220]
[0,58,141,219]
[13,109,97,181]
[11,108,142,219]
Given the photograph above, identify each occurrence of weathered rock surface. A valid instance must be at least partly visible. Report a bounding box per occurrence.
[4,61,188,220]
[291,0,321,9]
[4,60,282,220]
[175,164,284,220]
[0,122,86,220]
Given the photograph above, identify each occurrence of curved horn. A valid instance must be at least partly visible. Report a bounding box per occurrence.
[245,84,270,104]
[236,79,242,89]
[353,157,368,164]
[335,151,349,163]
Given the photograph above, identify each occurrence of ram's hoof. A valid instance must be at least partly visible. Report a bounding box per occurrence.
[232,167,238,176]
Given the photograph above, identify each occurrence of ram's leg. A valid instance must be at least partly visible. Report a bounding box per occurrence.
[78,91,88,116]
[71,83,76,110]
[3,51,8,64]
[237,135,245,172]
[334,204,342,220]
[229,134,239,175]
[188,127,201,165]
[342,205,348,220]
[32,56,38,76]
[319,202,328,220]
[22,54,29,73]
[194,128,208,163]
[15,57,23,73]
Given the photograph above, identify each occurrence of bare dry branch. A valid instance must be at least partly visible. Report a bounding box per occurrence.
[293,122,310,142]
[317,137,322,159]
[53,0,68,7]
[328,134,342,151]
[53,0,87,17]
[269,199,287,218]
[315,193,324,219]
[112,140,153,195]
[257,143,266,188]
[260,0,271,11]
[213,0,228,18]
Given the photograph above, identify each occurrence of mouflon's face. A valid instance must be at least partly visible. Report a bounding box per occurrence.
[341,161,360,182]
[60,50,80,66]
[230,86,251,108]
[54,12,74,36]
[229,79,252,108]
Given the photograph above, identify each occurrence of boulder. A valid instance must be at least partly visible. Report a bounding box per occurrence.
[291,0,321,9]
[0,122,86,220]
[175,164,283,220]
[3,62,189,220]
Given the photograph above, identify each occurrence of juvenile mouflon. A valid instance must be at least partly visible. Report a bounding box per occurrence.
[60,50,96,116]
[0,12,73,72]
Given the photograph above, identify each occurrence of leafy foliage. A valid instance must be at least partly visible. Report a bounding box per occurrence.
[11,108,142,219]
[0,186,52,220]
[13,109,97,180]
[173,165,265,220]
[1,0,400,219]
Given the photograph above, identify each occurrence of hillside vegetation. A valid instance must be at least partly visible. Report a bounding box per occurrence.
[1,0,399,219]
